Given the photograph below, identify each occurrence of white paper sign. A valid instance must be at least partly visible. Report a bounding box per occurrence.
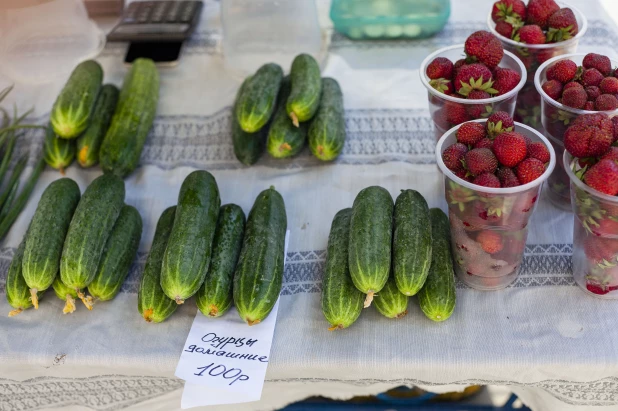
[177,232,289,409]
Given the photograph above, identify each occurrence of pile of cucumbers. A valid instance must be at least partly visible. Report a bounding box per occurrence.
[232,54,346,165]
[138,170,287,325]
[46,58,159,178]
[322,187,456,330]
[6,174,141,316]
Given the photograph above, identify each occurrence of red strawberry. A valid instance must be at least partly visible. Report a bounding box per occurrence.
[453,58,467,77]
[456,121,486,145]
[516,158,545,184]
[491,0,527,23]
[536,49,556,65]
[612,117,618,142]
[493,131,528,167]
[516,25,546,44]
[426,57,454,80]
[466,90,492,118]
[465,148,498,176]
[583,159,618,195]
[486,111,515,137]
[527,142,551,163]
[495,20,516,39]
[454,168,474,182]
[464,31,504,69]
[585,86,601,101]
[493,67,521,95]
[564,113,613,157]
[584,101,596,111]
[546,63,557,81]
[602,146,618,162]
[526,0,560,29]
[562,87,587,109]
[541,79,563,100]
[445,101,471,126]
[455,64,497,96]
[583,53,612,77]
[600,77,618,95]
[442,143,468,172]
[550,60,577,83]
[473,172,501,188]
[474,137,494,149]
[582,68,604,88]
[563,81,584,92]
[430,79,455,95]
[476,230,504,254]
[595,94,618,111]
[497,167,521,187]
[547,8,579,42]
[584,236,618,263]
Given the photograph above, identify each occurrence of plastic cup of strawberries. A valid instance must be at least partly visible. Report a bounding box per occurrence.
[436,114,556,290]
[419,32,526,141]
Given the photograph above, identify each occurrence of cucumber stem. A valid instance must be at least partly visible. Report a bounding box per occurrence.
[396,310,408,319]
[328,324,344,331]
[363,291,375,308]
[143,308,154,323]
[63,295,76,314]
[175,296,185,305]
[29,288,39,309]
[290,112,300,128]
[208,305,219,317]
[77,290,94,310]
[247,319,261,326]
[8,308,23,317]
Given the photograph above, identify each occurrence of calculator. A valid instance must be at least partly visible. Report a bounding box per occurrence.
[107,1,203,42]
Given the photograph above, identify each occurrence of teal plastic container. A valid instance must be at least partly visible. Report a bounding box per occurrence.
[330,0,450,40]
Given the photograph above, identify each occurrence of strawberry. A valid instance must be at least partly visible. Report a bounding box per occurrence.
[535,49,556,65]
[466,90,492,118]
[492,0,527,23]
[591,217,618,237]
[602,146,618,162]
[564,113,613,158]
[547,8,579,42]
[585,86,601,101]
[473,172,501,188]
[526,0,560,29]
[454,168,474,182]
[600,77,618,95]
[516,25,546,44]
[476,230,504,254]
[456,121,486,145]
[584,236,618,263]
[493,131,528,167]
[583,53,612,77]
[453,58,467,77]
[442,143,468,172]
[582,68,604,88]
[465,148,498,176]
[546,63,557,81]
[516,158,545,184]
[475,137,494,149]
[493,67,521,95]
[445,101,471,126]
[497,166,521,187]
[464,31,504,69]
[426,57,454,80]
[595,94,618,111]
[583,159,618,195]
[612,117,618,142]
[563,81,584,92]
[562,87,587,109]
[486,111,514,137]
[584,101,595,111]
[550,60,577,83]
[527,142,551,163]
[495,20,517,39]
[541,79,563,100]
[455,64,497,96]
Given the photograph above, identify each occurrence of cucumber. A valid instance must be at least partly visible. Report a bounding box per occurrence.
[373,276,408,319]
[138,206,177,323]
[161,170,221,304]
[6,236,43,317]
[77,84,120,168]
[287,54,322,126]
[321,208,364,330]
[50,60,103,139]
[418,208,456,322]
[393,190,432,296]
[52,276,79,314]
[87,205,142,303]
[267,79,308,158]
[308,78,346,161]
[349,186,393,307]
[22,178,81,309]
[44,124,76,174]
[60,174,125,307]
[196,204,245,318]
[99,58,159,178]
[232,78,267,166]
[233,187,287,326]
[236,63,284,133]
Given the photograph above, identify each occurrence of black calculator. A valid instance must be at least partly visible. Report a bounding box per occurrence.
[108,1,203,42]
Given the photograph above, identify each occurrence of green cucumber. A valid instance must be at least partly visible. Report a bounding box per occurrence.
[308,78,346,161]
[393,190,432,296]
[232,78,267,165]
[196,204,245,318]
[321,208,364,330]
[138,206,177,323]
[60,174,125,307]
[52,276,79,314]
[373,276,408,319]
[267,79,308,158]
[44,124,75,174]
[236,63,284,133]
[6,236,43,317]
[22,178,81,309]
[50,60,103,139]
[100,58,159,178]
[161,170,221,304]
[287,54,322,126]
[418,208,456,322]
[88,205,142,303]
[77,84,120,168]
[349,186,393,307]
[233,187,287,325]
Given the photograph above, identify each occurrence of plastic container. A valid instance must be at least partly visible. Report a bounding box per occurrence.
[546,135,571,210]
[420,45,526,140]
[0,0,105,84]
[436,120,556,290]
[330,0,450,40]
[221,0,325,76]
[565,151,618,299]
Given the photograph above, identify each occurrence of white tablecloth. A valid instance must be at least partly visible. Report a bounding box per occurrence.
[2,1,618,410]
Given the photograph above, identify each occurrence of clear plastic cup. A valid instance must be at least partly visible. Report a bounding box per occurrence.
[565,151,618,299]
[420,45,526,140]
[436,120,556,290]
[546,135,571,210]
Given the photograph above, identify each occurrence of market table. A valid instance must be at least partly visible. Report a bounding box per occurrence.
[2,1,618,410]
